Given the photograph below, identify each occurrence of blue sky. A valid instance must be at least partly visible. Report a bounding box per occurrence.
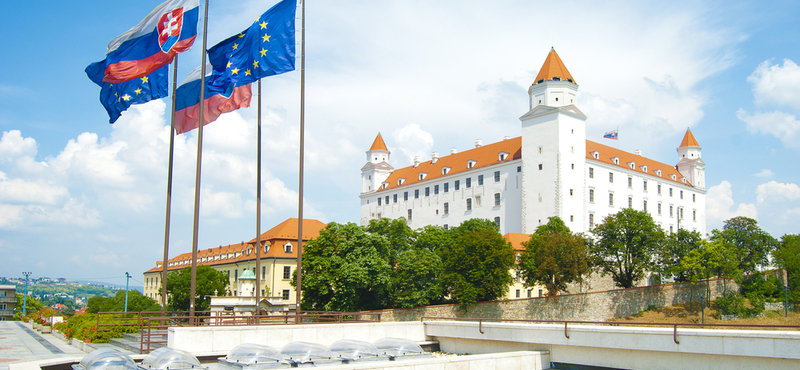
[1,0,799,286]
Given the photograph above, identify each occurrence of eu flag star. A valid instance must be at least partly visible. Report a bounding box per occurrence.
[245,69,251,76]
[260,21,268,29]
[232,43,239,50]
[134,88,142,95]
[262,34,270,42]
[227,61,232,68]
[231,67,239,75]
[238,33,245,38]
[260,48,267,57]
[253,60,259,68]
[141,76,149,83]
[122,94,131,101]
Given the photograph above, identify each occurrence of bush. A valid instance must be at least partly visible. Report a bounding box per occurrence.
[741,274,783,300]
[715,292,746,316]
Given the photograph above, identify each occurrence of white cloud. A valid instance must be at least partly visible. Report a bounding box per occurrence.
[753,169,774,178]
[706,181,758,229]
[0,130,37,160]
[0,171,68,205]
[201,190,244,219]
[736,109,800,149]
[391,124,435,165]
[747,59,800,109]
[756,181,800,204]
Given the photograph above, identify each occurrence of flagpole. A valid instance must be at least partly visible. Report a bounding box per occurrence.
[160,55,180,315]
[189,0,210,320]
[295,0,306,323]
[617,126,619,149]
[255,79,262,315]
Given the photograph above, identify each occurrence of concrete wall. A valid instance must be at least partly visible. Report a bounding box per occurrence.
[425,320,800,370]
[310,351,549,370]
[377,276,740,322]
[168,322,427,353]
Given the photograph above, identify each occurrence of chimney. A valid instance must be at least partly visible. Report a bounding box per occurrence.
[635,149,642,156]
[413,156,420,168]
[431,152,439,163]
[450,147,458,155]
[475,139,482,148]
[504,136,510,141]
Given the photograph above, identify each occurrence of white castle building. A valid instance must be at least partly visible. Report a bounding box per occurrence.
[359,48,706,236]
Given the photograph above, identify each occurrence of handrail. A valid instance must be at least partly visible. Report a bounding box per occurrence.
[419,316,800,346]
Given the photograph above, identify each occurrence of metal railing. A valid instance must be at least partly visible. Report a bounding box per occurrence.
[419,316,800,345]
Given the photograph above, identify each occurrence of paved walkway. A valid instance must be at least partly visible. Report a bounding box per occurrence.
[0,322,86,370]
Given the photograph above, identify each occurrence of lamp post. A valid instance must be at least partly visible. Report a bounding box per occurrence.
[785,285,790,318]
[22,272,31,316]
[124,272,131,313]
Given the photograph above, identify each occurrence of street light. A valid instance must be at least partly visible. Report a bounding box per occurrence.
[124,272,131,313]
[22,272,32,316]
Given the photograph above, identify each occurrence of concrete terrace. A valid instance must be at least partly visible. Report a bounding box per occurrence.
[0,321,87,370]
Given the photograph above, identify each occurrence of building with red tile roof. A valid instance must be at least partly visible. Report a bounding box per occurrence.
[360,48,706,237]
[142,218,326,307]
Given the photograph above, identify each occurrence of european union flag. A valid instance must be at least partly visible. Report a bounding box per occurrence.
[207,0,296,86]
[86,61,169,123]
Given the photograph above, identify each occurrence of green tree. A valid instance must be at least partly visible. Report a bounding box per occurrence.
[439,219,514,306]
[166,266,230,312]
[590,208,666,288]
[15,293,43,317]
[773,234,800,301]
[710,216,777,274]
[297,222,392,311]
[366,218,415,261]
[413,225,451,252]
[680,240,741,298]
[657,229,704,282]
[519,217,590,297]
[391,248,444,308]
[86,290,161,313]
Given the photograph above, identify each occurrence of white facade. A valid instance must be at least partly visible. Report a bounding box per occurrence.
[359,50,707,236]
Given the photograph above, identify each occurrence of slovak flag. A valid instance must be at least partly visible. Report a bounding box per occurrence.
[91,0,199,84]
[174,64,253,135]
[603,130,619,140]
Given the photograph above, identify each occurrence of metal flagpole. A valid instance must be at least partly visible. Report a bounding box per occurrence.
[189,0,210,321]
[255,79,262,315]
[295,0,306,324]
[161,55,180,315]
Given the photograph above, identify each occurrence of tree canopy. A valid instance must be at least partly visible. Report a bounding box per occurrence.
[439,219,514,305]
[391,248,444,308]
[657,228,704,282]
[86,290,161,313]
[710,216,777,274]
[679,240,741,298]
[773,234,800,301]
[165,265,229,312]
[519,217,590,297]
[297,222,393,311]
[590,208,665,288]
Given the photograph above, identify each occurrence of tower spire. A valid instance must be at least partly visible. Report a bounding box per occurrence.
[535,48,575,84]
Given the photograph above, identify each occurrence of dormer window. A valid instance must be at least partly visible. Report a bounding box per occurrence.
[567,78,573,83]
[419,173,427,181]
[641,165,648,173]
[442,167,451,175]
[552,77,561,81]
[591,151,599,159]
[397,178,405,186]
[499,152,508,161]
[381,182,389,189]
[670,174,677,181]
[467,160,477,169]
[284,242,292,253]
[612,157,620,165]
[682,178,687,184]
[655,169,662,177]
[537,79,544,84]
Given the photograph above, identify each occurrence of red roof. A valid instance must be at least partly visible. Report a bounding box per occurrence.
[679,128,700,147]
[535,48,576,83]
[369,133,388,151]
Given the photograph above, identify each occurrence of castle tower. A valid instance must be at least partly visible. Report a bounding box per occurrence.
[520,48,588,233]
[676,128,705,190]
[360,133,394,194]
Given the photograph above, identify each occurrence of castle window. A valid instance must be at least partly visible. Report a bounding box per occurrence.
[628,177,633,188]
[466,198,472,211]
[629,162,635,170]
[434,185,439,194]
[642,165,648,173]
[393,194,397,203]
[495,193,501,206]
[669,188,673,197]
[539,164,543,170]
[494,171,500,182]
[468,160,476,169]
[609,193,614,206]
[444,202,449,215]
[680,190,684,199]
[378,197,381,206]
[444,224,449,230]
[282,290,290,300]
[414,189,419,199]
[589,213,594,227]
[466,178,472,188]
[538,146,543,154]
[571,163,575,170]
[283,266,291,280]
[656,169,662,177]
[609,172,614,183]
[381,183,388,189]
[643,200,648,212]
[444,182,449,193]
[537,79,545,83]
[570,215,574,222]
[517,166,522,172]
[419,173,427,181]
[589,167,594,178]
[670,205,673,217]
[693,210,696,221]
[552,77,561,81]
[644,181,648,192]
[499,152,508,161]
[494,217,501,228]
[385,196,389,204]
[455,180,460,190]
[570,189,573,196]
[478,175,484,186]
[425,187,430,197]
[589,188,594,203]
[613,157,620,165]
[592,151,599,159]
[404,191,408,201]
[398,178,405,185]
[408,209,412,220]
[628,196,633,208]
[693,194,696,202]
[658,184,662,195]
[658,203,662,215]
[442,167,451,175]
[284,243,292,253]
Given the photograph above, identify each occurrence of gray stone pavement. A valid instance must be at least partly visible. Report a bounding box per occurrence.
[0,321,86,370]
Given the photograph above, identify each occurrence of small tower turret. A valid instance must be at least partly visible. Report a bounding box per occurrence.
[528,47,579,109]
[676,128,705,190]
[361,133,394,194]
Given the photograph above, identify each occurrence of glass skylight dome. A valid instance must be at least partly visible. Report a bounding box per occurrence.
[373,338,430,360]
[218,343,286,369]
[138,348,205,370]
[328,339,380,362]
[279,341,338,366]
[74,348,138,370]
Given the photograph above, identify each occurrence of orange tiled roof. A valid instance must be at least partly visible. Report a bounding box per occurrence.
[145,218,326,273]
[535,48,575,84]
[586,140,691,186]
[369,133,389,151]
[679,128,700,147]
[504,233,530,252]
[378,137,522,192]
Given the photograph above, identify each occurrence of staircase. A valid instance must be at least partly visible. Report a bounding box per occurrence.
[107,329,168,354]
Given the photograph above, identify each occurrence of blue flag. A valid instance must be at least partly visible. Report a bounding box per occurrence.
[207,0,296,86]
[86,60,169,123]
